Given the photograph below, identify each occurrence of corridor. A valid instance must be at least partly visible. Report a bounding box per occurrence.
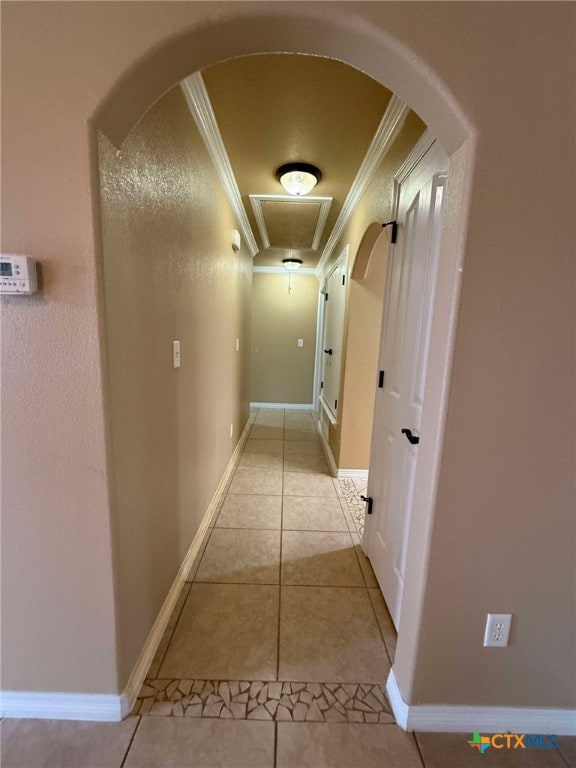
[3,409,575,766]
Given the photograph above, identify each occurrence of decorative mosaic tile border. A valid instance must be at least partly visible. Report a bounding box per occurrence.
[339,479,367,538]
[132,679,394,724]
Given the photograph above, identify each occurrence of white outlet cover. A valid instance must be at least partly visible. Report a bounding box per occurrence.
[172,340,181,369]
[297,338,304,347]
[483,613,512,647]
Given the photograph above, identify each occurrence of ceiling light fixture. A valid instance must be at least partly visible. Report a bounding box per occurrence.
[282,258,303,271]
[276,163,322,196]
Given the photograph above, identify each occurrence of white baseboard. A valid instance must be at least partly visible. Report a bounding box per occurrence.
[250,402,313,410]
[316,420,338,478]
[337,469,369,481]
[0,692,125,722]
[386,668,576,735]
[0,418,253,723]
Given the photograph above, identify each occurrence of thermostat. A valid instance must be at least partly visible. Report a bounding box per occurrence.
[0,254,38,294]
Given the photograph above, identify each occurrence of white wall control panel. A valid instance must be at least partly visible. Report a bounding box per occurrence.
[297,338,304,347]
[172,341,181,369]
[0,254,38,294]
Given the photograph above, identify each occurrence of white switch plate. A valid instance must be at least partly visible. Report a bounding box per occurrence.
[172,341,181,368]
[229,423,234,437]
[297,338,304,347]
[483,613,512,647]
[236,338,240,352]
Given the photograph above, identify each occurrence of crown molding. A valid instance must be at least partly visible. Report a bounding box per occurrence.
[395,128,435,184]
[252,265,318,275]
[180,74,259,257]
[249,194,332,252]
[317,94,409,275]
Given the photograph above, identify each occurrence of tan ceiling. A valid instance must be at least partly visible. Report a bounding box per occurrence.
[202,54,392,267]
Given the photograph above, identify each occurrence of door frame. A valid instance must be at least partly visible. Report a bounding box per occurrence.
[95,4,477,708]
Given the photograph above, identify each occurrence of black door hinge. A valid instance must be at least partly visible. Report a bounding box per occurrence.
[342,274,346,286]
[334,399,338,410]
[378,370,385,389]
[360,495,373,515]
[320,381,324,390]
[325,292,329,301]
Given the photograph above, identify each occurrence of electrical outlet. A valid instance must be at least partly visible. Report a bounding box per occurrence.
[230,423,234,438]
[236,338,240,352]
[297,338,304,348]
[483,613,512,647]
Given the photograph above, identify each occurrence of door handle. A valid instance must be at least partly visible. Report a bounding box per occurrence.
[360,495,373,515]
[401,428,420,445]
[324,348,333,355]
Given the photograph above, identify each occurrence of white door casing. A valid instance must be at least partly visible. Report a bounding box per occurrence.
[319,247,348,423]
[364,140,448,629]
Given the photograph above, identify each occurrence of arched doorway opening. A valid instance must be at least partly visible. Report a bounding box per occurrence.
[94,5,476,719]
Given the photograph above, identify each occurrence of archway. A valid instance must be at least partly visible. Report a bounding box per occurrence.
[93,4,476,716]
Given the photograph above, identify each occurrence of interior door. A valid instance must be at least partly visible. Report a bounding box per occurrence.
[320,250,347,421]
[364,142,448,629]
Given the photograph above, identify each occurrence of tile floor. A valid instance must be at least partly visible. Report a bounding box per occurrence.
[2,409,574,767]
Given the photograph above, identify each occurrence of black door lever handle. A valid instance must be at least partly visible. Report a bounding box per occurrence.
[401,428,420,445]
[324,348,333,355]
[360,495,373,515]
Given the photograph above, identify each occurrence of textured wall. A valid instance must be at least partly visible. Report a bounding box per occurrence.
[99,87,252,687]
[251,273,318,404]
[1,2,574,710]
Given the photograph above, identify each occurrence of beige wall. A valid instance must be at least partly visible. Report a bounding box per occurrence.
[325,112,426,468]
[1,2,574,711]
[98,87,252,687]
[251,273,318,404]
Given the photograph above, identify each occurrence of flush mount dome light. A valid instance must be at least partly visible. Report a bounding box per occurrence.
[282,258,303,271]
[276,163,322,196]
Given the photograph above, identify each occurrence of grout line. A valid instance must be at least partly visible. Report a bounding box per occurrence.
[273,721,278,768]
[411,732,428,768]
[154,581,193,675]
[276,411,285,682]
[120,716,141,768]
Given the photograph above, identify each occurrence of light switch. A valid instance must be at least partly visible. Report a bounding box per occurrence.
[297,338,304,348]
[173,340,181,368]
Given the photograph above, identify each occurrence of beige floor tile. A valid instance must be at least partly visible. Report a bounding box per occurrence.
[282,496,348,532]
[147,582,192,676]
[283,472,337,497]
[559,737,576,767]
[216,494,282,530]
[283,453,329,474]
[368,588,397,663]
[238,451,284,470]
[250,425,284,440]
[159,583,278,680]
[124,718,274,768]
[284,428,318,441]
[350,532,378,587]
[284,439,324,455]
[281,531,365,587]
[243,438,284,456]
[229,468,283,495]
[277,723,423,768]
[279,586,390,682]
[415,732,568,767]
[0,717,139,768]
[196,528,280,584]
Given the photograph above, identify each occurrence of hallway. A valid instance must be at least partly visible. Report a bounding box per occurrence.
[2,409,575,766]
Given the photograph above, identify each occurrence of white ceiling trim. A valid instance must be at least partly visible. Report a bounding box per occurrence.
[252,266,319,275]
[180,74,259,257]
[316,94,409,275]
[249,194,333,251]
[395,128,435,184]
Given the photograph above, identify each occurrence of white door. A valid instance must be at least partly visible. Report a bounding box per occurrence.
[364,142,448,629]
[319,248,347,421]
